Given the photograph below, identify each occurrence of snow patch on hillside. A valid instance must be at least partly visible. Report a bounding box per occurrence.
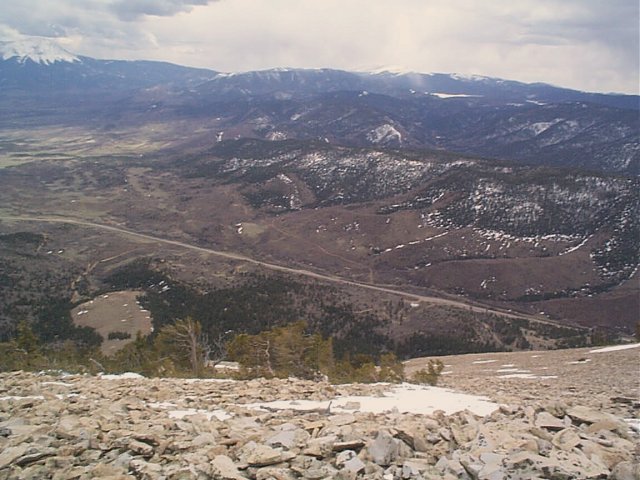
[527,119,564,136]
[450,73,495,82]
[99,372,144,380]
[431,93,483,99]
[367,124,402,145]
[366,66,412,75]
[246,383,499,417]
[589,343,640,354]
[0,37,79,65]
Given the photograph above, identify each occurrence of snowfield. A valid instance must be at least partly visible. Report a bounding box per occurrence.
[245,383,499,417]
[589,343,640,354]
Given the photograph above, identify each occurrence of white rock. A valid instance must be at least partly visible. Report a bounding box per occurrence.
[368,431,401,466]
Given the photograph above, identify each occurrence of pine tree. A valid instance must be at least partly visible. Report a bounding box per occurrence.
[16,320,40,354]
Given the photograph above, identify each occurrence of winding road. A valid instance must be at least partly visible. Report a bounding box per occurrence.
[1,214,576,328]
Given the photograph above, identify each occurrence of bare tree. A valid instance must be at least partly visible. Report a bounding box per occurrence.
[155,317,207,376]
[205,329,234,367]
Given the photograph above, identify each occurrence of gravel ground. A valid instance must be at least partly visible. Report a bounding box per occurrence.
[405,344,640,419]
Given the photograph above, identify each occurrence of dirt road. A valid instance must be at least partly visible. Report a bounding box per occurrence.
[1,214,577,328]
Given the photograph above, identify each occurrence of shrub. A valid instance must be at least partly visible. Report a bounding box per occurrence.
[227,321,333,380]
[377,352,405,383]
[107,331,132,340]
[410,359,445,386]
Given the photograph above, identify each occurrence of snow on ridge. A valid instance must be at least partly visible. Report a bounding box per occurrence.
[589,343,640,354]
[450,72,492,82]
[497,373,558,380]
[431,92,483,99]
[558,235,592,256]
[0,37,79,65]
[364,65,414,76]
[214,72,236,79]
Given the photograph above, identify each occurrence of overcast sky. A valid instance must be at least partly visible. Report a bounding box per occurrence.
[0,0,638,94]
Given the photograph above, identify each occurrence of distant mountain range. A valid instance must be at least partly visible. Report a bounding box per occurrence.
[1,37,638,174]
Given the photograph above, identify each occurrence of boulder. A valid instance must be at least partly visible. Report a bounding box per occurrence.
[367,431,401,466]
[332,439,365,452]
[567,406,615,425]
[210,455,247,480]
[547,449,610,479]
[303,435,337,458]
[610,461,640,480]
[88,463,130,478]
[580,438,633,470]
[542,401,568,418]
[334,449,352,464]
[534,412,565,431]
[342,456,366,474]
[587,418,630,437]
[266,426,309,450]
[255,467,297,480]
[290,456,339,479]
[14,447,56,467]
[335,451,366,475]
[129,459,164,479]
[55,415,83,440]
[459,453,483,479]
[330,414,357,426]
[551,428,581,451]
[0,445,28,469]
[437,456,472,479]
[477,452,506,480]
[451,423,477,444]
[128,439,154,457]
[192,432,218,448]
[241,442,295,467]
[401,459,432,478]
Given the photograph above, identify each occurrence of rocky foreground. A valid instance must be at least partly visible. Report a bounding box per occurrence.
[1,345,639,480]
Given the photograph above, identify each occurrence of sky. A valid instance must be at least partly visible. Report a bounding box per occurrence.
[0,0,638,94]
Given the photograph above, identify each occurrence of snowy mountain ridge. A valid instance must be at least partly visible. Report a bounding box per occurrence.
[0,37,79,65]
[0,36,637,174]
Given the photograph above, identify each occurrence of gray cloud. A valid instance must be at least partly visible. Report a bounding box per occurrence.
[0,1,115,37]
[0,1,218,36]
[0,0,200,53]
[108,0,214,21]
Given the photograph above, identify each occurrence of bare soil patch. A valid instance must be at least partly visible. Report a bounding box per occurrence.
[72,290,152,356]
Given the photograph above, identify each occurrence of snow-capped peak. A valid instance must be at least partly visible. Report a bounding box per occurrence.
[0,37,79,65]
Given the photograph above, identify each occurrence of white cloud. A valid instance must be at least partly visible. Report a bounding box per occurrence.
[0,0,637,94]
